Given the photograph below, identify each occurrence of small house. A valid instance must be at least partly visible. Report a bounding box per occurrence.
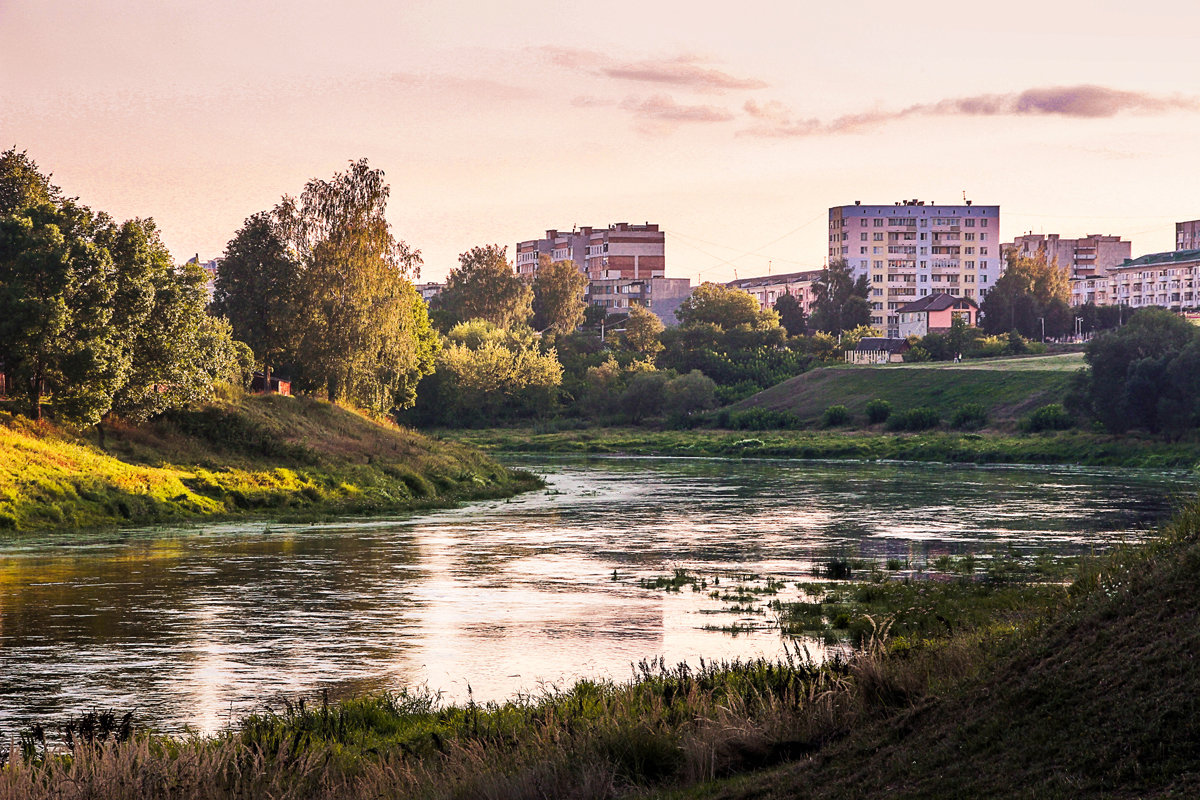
[896,293,979,338]
[846,338,910,365]
[251,373,292,396]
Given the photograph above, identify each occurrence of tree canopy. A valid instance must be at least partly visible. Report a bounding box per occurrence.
[808,260,871,335]
[531,255,588,335]
[432,245,533,330]
[773,292,807,336]
[980,250,1072,339]
[675,283,767,329]
[623,303,665,357]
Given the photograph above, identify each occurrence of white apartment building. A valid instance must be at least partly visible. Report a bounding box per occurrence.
[828,200,1000,338]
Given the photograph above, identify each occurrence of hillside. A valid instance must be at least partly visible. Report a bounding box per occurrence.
[668,508,1200,800]
[734,354,1081,427]
[0,393,538,532]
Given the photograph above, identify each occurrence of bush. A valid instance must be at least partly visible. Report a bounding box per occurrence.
[1022,403,1074,432]
[865,398,892,424]
[886,406,941,432]
[726,407,802,430]
[822,404,851,427]
[950,403,988,430]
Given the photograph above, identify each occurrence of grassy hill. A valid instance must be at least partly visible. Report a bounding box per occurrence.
[734,353,1082,428]
[0,393,538,532]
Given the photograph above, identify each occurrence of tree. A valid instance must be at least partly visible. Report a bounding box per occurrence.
[531,255,588,334]
[675,283,766,329]
[212,211,300,385]
[808,260,871,334]
[432,245,533,329]
[774,292,806,336]
[0,148,59,216]
[0,200,120,423]
[981,250,1072,338]
[663,370,717,417]
[623,303,665,357]
[274,158,435,410]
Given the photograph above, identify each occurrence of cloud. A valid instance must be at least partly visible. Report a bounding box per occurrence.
[623,95,734,123]
[742,85,1200,137]
[538,47,766,93]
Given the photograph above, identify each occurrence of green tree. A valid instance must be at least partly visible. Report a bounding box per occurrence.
[623,303,665,357]
[432,245,533,329]
[0,201,119,423]
[0,148,59,215]
[981,250,1072,338]
[212,211,300,385]
[276,159,435,410]
[808,260,870,335]
[773,292,806,336]
[531,255,588,334]
[675,283,766,329]
[664,369,717,417]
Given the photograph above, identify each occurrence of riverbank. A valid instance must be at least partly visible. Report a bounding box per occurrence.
[445,426,1200,469]
[0,394,540,533]
[5,499,1199,798]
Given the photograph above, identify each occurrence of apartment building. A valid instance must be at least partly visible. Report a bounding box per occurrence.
[1106,249,1200,310]
[1005,233,1130,278]
[725,269,822,313]
[515,223,665,281]
[1177,219,1200,251]
[829,200,1000,338]
[587,277,692,324]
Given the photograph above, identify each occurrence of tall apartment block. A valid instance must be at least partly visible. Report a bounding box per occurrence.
[515,223,665,281]
[1177,219,1200,251]
[828,200,1000,338]
[1004,233,1131,306]
[514,222,685,323]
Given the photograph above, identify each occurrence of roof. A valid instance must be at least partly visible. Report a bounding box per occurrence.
[854,337,910,353]
[895,292,979,314]
[726,270,823,290]
[1118,248,1200,269]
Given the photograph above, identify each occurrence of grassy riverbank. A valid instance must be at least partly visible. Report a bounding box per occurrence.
[6,500,1200,798]
[446,426,1200,469]
[0,393,539,532]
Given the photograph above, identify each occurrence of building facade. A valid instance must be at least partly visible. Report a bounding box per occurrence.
[725,269,822,314]
[586,277,692,325]
[1105,249,1200,310]
[1004,233,1130,280]
[829,200,1000,338]
[516,223,665,281]
[895,293,979,338]
[1177,220,1200,251]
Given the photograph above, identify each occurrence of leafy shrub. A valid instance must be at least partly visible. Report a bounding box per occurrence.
[865,398,892,424]
[822,404,851,427]
[726,407,802,430]
[886,406,941,431]
[950,403,988,430]
[1022,403,1074,432]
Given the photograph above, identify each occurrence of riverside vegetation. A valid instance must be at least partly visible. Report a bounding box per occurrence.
[0,391,538,532]
[5,499,1200,798]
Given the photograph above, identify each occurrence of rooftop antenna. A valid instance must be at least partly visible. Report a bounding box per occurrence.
[768,260,772,276]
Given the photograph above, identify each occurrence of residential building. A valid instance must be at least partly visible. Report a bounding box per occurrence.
[845,337,910,365]
[725,269,822,313]
[1105,249,1200,310]
[896,293,979,339]
[414,282,443,302]
[516,223,665,281]
[1177,220,1200,251]
[587,277,692,325]
[1004,233,1130,280]
[185,254,221,303]
[829,200,1000,338]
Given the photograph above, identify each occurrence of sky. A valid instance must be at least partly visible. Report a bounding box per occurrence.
[3,0,1199,283]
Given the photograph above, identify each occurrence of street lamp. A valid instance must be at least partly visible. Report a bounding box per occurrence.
[1075,316,1083,340]
[1039,317,1045,342]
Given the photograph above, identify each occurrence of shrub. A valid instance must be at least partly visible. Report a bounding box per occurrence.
[1022,403,1074,432]
[822,404,851,427]
[951,403,988,430]
[727,408,802,430]
[886,406,941,432]
[865,398,892,424]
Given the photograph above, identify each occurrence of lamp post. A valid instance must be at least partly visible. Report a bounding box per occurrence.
[1075,316,1083,340]
[1039,317,1045,342]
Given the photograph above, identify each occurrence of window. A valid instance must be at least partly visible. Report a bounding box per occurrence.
[981,219,989,227]
[874,218,884,227]
[920,233,928,241]
[980,233,988,241]
[872,274,883,283]
[873,260,883,269]
[873,232,884,241]
[966,260,975,268]
[920,274,928,282]
[860,232,868,241]
[965,219,976,227]
[860,219,868,227]
[873,247,882,254]
[964,233,975,241]
[980,247,988,255]
[860,247,867,254]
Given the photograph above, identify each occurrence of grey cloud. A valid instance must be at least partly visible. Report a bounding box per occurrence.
[742,85,1200,137]
[538,47,766,93]
[622,95,735,124]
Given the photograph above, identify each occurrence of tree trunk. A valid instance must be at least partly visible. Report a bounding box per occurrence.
[264,362,272,394]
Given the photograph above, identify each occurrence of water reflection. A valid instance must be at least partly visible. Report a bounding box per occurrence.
[0,457,1191,735]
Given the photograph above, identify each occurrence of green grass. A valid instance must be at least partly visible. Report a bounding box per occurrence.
[447,426,1200,469]
[0,393,539,533]
[733,357,1077,428]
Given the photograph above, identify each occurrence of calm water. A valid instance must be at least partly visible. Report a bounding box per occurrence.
[0,457,1192,735]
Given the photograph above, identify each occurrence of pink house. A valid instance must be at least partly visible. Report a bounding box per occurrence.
[896,293,978,338]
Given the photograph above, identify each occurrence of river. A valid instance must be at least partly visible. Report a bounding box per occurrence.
[0,456,1192,735]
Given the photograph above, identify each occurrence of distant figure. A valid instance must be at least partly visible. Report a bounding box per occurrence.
[954,353,961,363]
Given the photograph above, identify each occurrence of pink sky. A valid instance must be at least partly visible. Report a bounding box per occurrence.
[3,0,1199,282]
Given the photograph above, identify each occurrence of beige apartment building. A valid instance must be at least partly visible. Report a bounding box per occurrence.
[515,223,665,281]
[1105,250,1200,310]
[1003,232,1131,307]
[725,269,823,314]
[1177,219,1200,251]
[829,200,1000,339]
